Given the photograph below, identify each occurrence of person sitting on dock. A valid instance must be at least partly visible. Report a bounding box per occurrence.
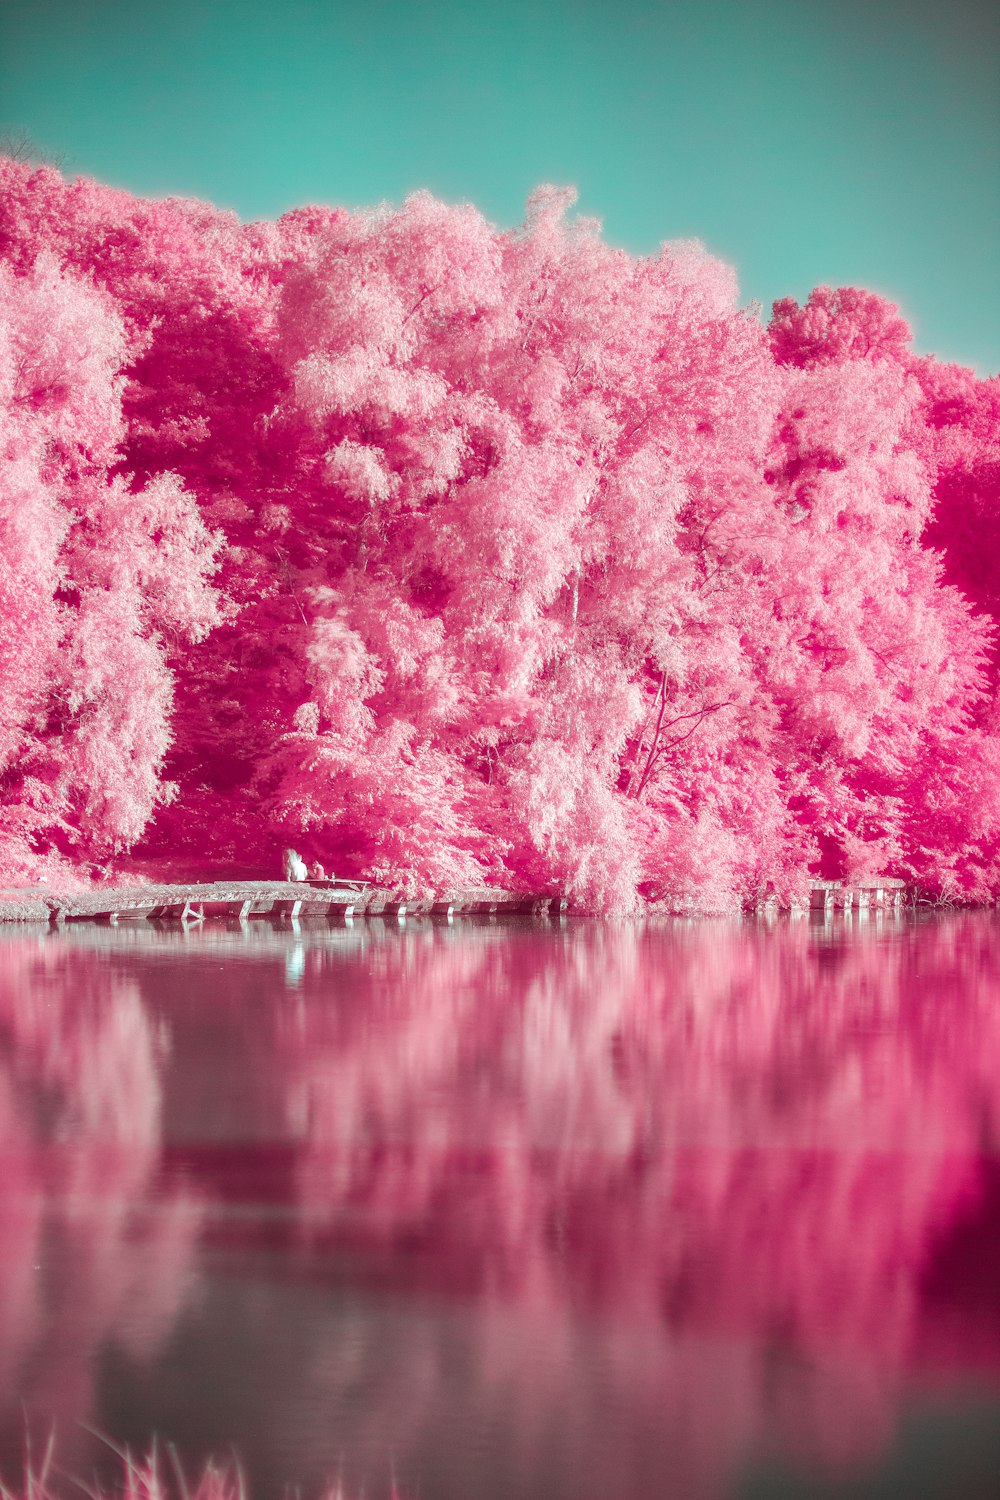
[282,848,308,882]
[309,861,326,880]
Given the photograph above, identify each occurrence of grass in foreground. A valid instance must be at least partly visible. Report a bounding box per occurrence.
[0,1436,389,1500]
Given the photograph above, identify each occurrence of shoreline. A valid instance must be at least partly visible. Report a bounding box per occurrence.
[0,880,566,926]
[0,876,925,925]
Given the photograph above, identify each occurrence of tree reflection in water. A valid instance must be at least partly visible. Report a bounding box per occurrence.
[0,914,999,1499]
[0,933,203,1480]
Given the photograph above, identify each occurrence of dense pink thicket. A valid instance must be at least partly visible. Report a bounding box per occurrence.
[1,158,999,908]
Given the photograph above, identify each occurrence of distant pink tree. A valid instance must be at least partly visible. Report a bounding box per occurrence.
[916,358,1000,665]
[767,287,1000,896]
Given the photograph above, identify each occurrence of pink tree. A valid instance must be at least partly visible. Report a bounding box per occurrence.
[255,189,792,906]
[767,287,1000,896]
[0,225,220,877]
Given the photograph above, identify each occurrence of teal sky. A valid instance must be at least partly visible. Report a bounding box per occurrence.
[1,0,997,372]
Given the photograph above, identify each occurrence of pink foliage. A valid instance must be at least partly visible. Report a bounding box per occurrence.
[1,157,998,906]
[0,239,219,880]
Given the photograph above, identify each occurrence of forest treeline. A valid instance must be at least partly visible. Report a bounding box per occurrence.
[1,157,998,909]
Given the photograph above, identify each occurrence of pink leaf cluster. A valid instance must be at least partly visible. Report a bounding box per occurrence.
[1,158,998,908]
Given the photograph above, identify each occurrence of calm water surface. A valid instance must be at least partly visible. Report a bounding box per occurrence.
[1,912,1000,1499]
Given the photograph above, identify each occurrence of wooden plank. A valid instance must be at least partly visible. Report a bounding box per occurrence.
[305,878,370,893]
[272,898,302,920]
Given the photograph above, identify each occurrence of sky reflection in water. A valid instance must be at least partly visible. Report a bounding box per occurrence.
[1,912,1000,1499]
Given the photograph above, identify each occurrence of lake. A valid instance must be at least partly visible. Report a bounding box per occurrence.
[1,910,999,1499]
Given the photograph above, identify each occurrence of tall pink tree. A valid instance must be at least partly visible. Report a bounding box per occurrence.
[0,227,220,877]
[255,188,792,906]
[767,287,1000,897]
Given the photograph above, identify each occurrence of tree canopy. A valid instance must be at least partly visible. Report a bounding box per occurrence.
[1,158,998,908]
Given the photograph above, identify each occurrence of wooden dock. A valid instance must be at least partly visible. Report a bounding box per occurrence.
[806,878,907,913]
[41,879,566,927]
[752,878,909,916]
[0,876,917,927]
